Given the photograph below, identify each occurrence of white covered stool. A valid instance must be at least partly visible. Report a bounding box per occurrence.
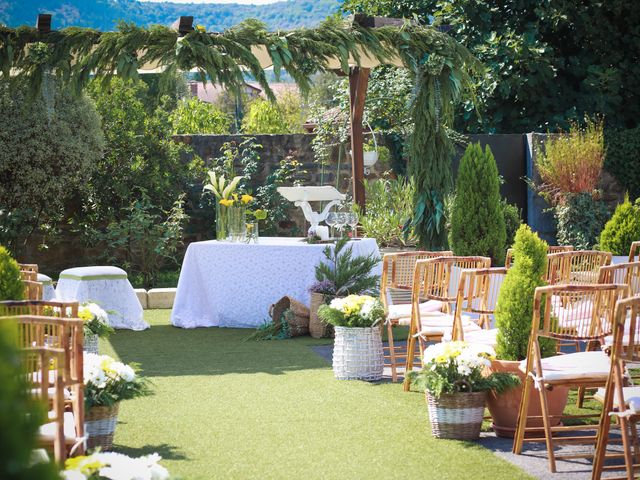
[56,266,148,331]
[37,273,57,301]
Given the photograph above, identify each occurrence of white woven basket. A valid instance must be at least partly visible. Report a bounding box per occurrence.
[332,326,384,381]
[86,404,119,450]
[84,333,99,354]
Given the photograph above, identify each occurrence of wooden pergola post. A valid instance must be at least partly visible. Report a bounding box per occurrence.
[348,66,370,211]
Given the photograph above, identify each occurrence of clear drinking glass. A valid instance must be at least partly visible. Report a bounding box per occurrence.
[335,212,347,237]
[325,212,337,239]
[347,212,359,237]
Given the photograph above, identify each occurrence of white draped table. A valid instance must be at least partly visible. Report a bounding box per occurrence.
[171,237,381,328]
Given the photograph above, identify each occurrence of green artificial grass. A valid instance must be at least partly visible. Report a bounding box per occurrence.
[100,310,533,480]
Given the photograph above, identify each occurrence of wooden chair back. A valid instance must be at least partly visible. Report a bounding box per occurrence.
[505,245,573,269]
[629,241,640,263]
[532,284,626,343]
[452,267,506,339]
[1,314,85,447]
[546,250,612,285]
[22,280,43,300]
[20,270,38,281]
[0,299,79,318]
[380,251,452,310]
[598,261,640,298]
[23,346,66,462]
[592,295,640,480]
[18,263,39,274]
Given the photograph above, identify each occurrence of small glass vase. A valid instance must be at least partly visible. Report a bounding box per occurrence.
[216,203,246,242]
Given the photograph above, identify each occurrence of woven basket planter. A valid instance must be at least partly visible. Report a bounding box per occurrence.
[309,293,334,339]
[426,391,487,440]
[270,296,310,337]
[332,326,383,381]
[84,333,99,355]
[85,403,119,450]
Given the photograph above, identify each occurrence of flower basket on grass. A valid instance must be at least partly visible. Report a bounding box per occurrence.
[408,342,519,440]
[84,354,151,450]
[318,295,385,381]
[62,451,170,480]
[78,303,113,354]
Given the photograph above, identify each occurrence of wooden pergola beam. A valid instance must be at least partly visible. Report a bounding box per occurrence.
[349,66,370,211]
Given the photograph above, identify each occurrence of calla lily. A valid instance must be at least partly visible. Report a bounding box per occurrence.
[222,176,243,199]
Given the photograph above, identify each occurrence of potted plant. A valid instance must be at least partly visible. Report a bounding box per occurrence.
[318,294,385,381]
[489,224,569,437]
[309,238,380,338]
[62,452,171,479]
[78,302,114,354]
[407,341,519,440]
[599,195,640,264]
[84,353,152,450]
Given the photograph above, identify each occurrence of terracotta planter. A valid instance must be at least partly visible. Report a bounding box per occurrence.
[487,359,569,438]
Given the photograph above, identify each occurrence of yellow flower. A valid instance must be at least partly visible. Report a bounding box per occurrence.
[219,198,234,207]
[78,308,93,322]
[241,194,254,204]
[232,193,239,202]
[195,24,206,33]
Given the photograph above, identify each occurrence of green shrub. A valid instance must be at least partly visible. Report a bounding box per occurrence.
[0,321,60,479]
[0,246,23,301]
[501,200,522,248]
[171,97,231,134]
[495,225,552,361]
[242,98,290,134]
[555,192,609,250]
[0,80,104,252]
[450,143,506,264]
[599,195,640,255]
[357,176,416,247]
[605,127,640,200]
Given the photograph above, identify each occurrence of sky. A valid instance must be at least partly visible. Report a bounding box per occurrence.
[137,0,282,4]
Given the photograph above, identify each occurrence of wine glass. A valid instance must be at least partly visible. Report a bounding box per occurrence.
[325,212,337,239]
[347,212,359,237]
[335,212,347,238]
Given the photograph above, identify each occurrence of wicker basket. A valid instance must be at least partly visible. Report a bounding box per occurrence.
[84,333,99,354]
[85,403,119,450]
[332,326,383,381]
[426,391,487,440]
[309,292,334,338]
[270,296,310,337]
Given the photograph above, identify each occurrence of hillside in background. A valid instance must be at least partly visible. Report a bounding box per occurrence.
[0,0,342,31]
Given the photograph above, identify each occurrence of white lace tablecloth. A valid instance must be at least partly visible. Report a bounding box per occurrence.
[56,268,148,331]
[171,237,382,328]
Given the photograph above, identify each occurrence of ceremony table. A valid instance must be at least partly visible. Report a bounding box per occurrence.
[171,237,382,328]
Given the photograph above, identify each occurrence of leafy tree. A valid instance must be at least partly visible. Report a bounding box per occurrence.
[495,225,550,361]
[242,98,292,134]
[342,0,640,133]
[501,200,522,249]
[171,97,231,135]
[0,80,104,254]
[450,143,506,264]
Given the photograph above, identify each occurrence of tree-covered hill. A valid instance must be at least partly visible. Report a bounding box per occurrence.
[0,0,342,31]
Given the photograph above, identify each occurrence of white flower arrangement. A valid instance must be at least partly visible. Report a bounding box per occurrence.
[78,302,114,338]
[408,341,519,398]
[84,353,151,408]
[62,452,170,480]
[318,294,385,328]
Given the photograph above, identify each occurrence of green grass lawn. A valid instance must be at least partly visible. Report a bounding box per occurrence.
[100,310,533,480]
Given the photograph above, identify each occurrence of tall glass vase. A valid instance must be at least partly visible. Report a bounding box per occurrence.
[215,202,246,242]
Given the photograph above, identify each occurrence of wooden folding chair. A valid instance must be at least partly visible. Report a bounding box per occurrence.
[546,250,612,285]
[402,255,491,391]
[380,250,452,382]
[450,267,507,346]
[591,295,640,480]
[23,346,67,463]
[1,315,85,456]
[0,299,79,318]
[630,241,640,263]
[513,283,627,473]
[506,245,573,269]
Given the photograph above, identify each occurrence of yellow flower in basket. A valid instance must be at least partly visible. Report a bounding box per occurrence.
[219,198,234,207]
[241,194,254,204]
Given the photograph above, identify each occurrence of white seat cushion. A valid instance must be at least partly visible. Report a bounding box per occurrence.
[519,351,610,382]
[30,387,71,400]
[463,328,498,347]
[59,266,127,281]
[554,300,594,336]
[39,411,77,443]
[594,386,640,410]
[417,314,482,337]
[387,300,444,321]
